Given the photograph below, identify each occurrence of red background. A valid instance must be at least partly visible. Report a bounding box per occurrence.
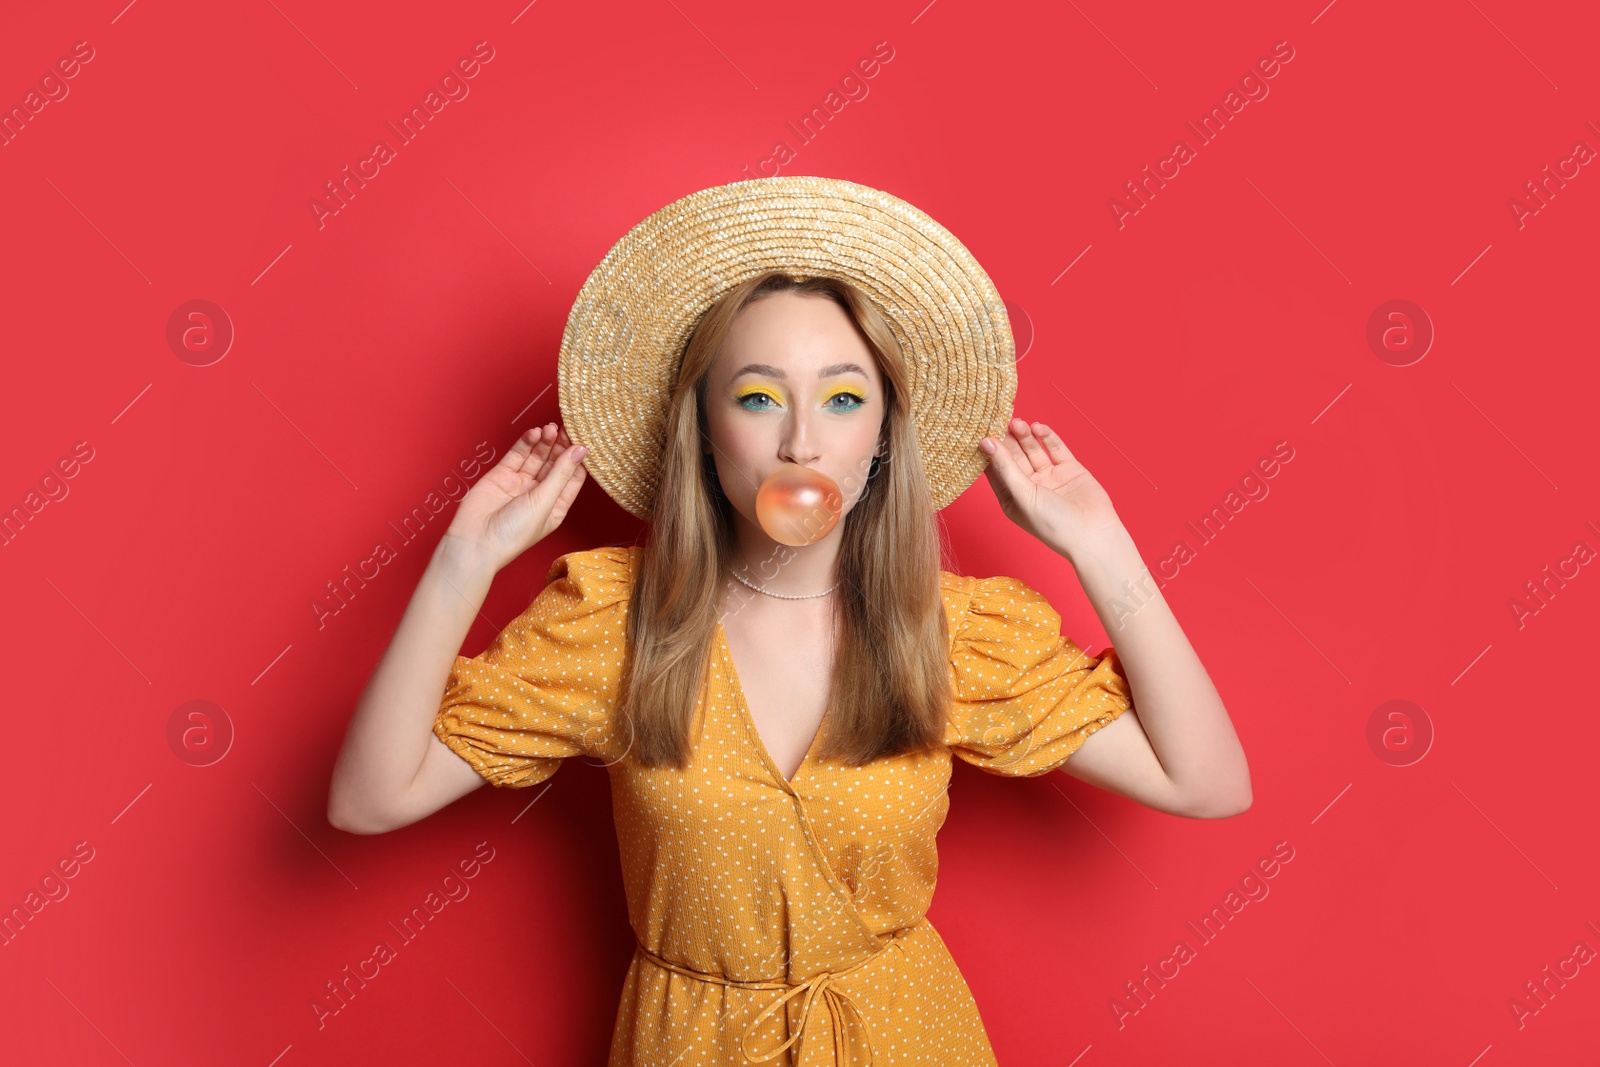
[3,0,1598,1063]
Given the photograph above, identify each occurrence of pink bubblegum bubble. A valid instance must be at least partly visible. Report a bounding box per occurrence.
[755,463,843,546]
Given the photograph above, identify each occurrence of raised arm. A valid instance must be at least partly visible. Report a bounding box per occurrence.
[977,417,1251,819]
[326,423,590,834]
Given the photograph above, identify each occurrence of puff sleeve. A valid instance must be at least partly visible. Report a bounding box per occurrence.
[432,545,635,788]
[943,573,1134,777]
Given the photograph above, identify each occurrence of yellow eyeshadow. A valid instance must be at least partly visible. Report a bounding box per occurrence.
[733,383,867,406]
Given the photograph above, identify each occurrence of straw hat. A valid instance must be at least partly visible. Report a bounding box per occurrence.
[556,175,1017,521]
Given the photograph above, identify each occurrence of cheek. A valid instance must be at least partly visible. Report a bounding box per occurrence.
[704,423,756,496]
[711,412,761,460]
[832,433,878,495]
[704,405,741,454]
[851,404,885,452]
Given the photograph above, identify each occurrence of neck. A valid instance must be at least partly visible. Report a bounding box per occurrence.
[725,509,844,597]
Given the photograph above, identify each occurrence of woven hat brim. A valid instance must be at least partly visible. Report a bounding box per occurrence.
[557,175,1016,520]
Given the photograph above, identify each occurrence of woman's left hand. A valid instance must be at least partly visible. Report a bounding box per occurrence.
[979,418,1122,555]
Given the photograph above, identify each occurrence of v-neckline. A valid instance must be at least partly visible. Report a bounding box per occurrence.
[713,619,829,789]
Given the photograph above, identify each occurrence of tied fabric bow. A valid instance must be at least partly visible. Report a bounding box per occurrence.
[636,938,904,1066]
[738,968,874,1065]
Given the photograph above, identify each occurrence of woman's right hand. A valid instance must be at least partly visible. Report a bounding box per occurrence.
[441,423,589,573]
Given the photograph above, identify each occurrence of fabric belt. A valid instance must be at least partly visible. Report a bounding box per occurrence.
[634,930,908,1065]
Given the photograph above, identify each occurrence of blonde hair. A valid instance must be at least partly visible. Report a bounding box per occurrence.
[614,270,953,768]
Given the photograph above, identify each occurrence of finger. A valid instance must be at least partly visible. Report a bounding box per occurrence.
[519,423,562,479]
[980,434,1023,489]
[506,423,554,478]
[550,458,588,515]
[531,439,588,500]
[979,438,1024,511]
[536,435,579,484]
[551,427,578,466]
[1031,422,1075,465]
[500,425,545,471]
[1011,417,1051,474]
[999,421,1031,472]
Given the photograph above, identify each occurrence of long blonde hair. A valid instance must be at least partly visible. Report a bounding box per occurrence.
[614,270,953,768]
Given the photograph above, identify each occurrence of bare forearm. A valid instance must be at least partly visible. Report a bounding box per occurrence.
[328,535,495,827]
[1057,522,1250,810]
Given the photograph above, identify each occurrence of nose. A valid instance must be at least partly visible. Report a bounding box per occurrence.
[776,403,821,467]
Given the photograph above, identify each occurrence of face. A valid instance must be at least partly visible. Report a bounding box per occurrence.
[702,291,887,543]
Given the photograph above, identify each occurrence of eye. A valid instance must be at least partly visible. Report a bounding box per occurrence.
[737,389,782,411]
[825,390,867,411]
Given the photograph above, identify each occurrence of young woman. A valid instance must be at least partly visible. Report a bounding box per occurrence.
[327,178,1249,1066]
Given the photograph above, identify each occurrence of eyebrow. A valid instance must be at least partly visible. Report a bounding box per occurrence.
[731,362,870,380]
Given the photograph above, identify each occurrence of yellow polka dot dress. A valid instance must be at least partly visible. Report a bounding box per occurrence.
[433,545,1134,1066]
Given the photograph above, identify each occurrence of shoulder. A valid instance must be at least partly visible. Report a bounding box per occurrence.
[938,568,1064,648]
[534,544,641,615]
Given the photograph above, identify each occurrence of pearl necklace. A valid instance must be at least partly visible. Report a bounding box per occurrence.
[729,568,839,600]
